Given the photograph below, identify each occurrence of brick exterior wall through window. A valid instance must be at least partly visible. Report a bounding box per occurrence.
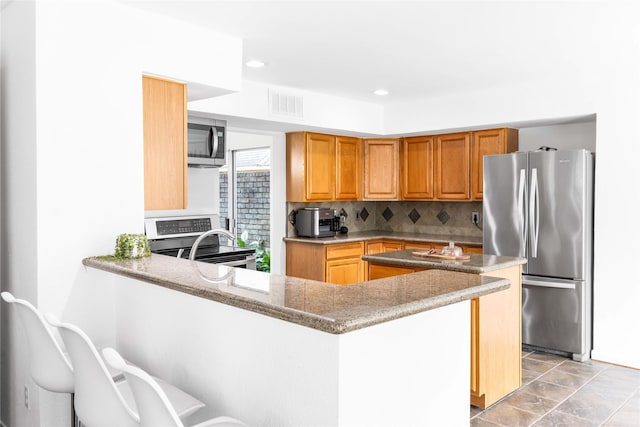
[219,170,271,248]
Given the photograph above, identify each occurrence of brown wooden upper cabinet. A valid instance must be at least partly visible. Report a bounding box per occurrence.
[435,132,471,200]
[287,132,335,201]
[401,136,434,199]
[286,128,518,203]
[335,136,362,200]
[471,128,519,200]
[143,75,188,210]
[286,132,362,202]
[363,139,399,200]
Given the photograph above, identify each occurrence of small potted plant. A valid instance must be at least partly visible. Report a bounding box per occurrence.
[114,233,151,259]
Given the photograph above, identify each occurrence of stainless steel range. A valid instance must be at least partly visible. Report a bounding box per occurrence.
[144,214,256,269]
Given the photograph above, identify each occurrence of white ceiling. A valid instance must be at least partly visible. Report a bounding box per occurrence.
[129,1,603,108]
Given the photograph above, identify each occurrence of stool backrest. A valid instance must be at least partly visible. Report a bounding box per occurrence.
[1,292,74,393]
[102,347,183,427]
[46,314,139,427]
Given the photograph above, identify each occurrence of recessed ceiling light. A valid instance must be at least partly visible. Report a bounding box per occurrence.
[373,89,389,96]
[245,60,265,68]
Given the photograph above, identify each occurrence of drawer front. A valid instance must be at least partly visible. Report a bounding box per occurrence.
[462,245,483,254]
[368,264,416,280]
[404,241,436,250]
[326,242,364,260]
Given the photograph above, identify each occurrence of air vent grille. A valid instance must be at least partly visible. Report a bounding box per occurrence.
[268,89,303,118]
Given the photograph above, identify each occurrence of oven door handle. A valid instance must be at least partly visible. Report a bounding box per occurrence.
[218,256,256,267]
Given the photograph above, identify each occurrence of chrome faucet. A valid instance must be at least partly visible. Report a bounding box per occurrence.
[189,229,236,261]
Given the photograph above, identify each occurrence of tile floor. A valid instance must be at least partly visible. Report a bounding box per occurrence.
[470,350,640,426]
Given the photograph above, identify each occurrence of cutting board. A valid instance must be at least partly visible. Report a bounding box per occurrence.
[411,251,471,261]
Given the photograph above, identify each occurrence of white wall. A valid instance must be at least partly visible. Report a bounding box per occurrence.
[519,121,597,153]
[190,80,386,136]
[1,2,41,425]
[0,2,243,426]
[187,167,220,212]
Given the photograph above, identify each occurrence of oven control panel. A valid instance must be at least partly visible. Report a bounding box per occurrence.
[144,214,218,240]
[156,218,212,236]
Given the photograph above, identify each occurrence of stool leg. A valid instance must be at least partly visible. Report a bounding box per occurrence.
[71,393,76,427]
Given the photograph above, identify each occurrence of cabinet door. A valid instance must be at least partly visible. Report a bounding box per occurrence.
[471,128,519,200]
[435,132,471,200]
[326,258,364,285]
[306,133,336,200]
[143,75,187,210]
[366,241,384,255]
[335,136,362,200]
[363,139,399,200]
[401,136,434,199]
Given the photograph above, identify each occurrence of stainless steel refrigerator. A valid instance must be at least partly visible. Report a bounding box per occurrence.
[483,149,594,361]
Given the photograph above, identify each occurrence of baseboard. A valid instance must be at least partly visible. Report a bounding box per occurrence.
[591,349,640,370]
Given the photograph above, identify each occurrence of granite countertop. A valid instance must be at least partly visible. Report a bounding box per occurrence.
[363,250,527,274]
[283,230,483,246]
[83,254,509,334]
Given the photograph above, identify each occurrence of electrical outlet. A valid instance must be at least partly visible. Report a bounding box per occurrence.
[24,385,30,409]
[471,211,479,225]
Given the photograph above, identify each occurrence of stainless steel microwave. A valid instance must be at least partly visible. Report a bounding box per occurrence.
[187,116,226,168]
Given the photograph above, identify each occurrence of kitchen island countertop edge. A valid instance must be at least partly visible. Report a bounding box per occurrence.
[83,254,510,334]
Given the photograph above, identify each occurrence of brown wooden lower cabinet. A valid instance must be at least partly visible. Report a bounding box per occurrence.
[364,240,404,280]
[285,241,364,285]
[287,239,484,283]
[472,265,522,408]
[326,242,364,284]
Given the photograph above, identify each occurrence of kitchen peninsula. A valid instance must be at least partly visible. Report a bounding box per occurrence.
[363,249,526,408]
[84,254,510,426]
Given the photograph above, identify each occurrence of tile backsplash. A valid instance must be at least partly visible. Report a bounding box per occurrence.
[287,201,483,238]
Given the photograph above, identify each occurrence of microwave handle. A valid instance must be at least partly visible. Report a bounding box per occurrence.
[210,127,219,157]
[207,128,214,157]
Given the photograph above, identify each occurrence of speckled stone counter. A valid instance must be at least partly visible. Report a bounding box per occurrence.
[363,250,526,274]
[83,254,509,334]
[283,230,483,246]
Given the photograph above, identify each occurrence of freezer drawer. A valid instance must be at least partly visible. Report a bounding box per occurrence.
[522,276,591,361]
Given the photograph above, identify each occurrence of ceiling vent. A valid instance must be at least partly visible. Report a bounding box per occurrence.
[268,89,303,118]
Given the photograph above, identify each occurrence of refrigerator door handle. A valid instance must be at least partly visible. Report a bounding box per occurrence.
[518,168,527,256]
[529,168,540,257]
[523,278,576,290]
